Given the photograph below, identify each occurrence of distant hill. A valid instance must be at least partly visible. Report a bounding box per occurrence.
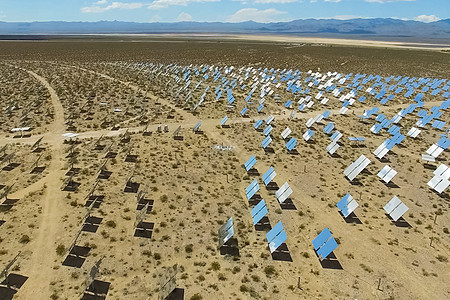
[0,18,449,42]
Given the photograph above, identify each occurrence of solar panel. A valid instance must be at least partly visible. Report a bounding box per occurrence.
[305,118,315,128]
[254,120,263,129]
[193,121,202,132]
[339,107,348,115]
[384,196,408,222]
[323,122,335,134]
[316,237,337,260]
[257,104,264,112]
[245,179,260,200]
[281,127,292,139]
[303,129,314,142]
[262,166,277,186]
[286,137,297,151]
[344,155,371,181]
[244,155,257,171]
[436,137,450,149]
[266,221,287,253]
[312,228,338,260]
[218,217,234,248]
[262,136,272,149]
[266,115,274,125]
[327,141,340,155]
[428,164,450,194]
[251,199,268,225]
[241,107,248,116]
[377,165,398,183]
[432,120,446,130]
[220,116,228,126]
[336,193,359,218]
[426,144,445,158]
[276,182,293,204]
[330,131,342,142]
[407,127,421,138]
[285,100,293,108]
[263,125,273,136]
[421,154,435,162]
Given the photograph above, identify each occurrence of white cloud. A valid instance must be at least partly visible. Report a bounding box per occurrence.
[233,0,298,3]
[150,14,162,22]
[414,15,441,23]
[82,2,144,13]
[148,0,219,10]
[365,0,415,3]
[332,15,365,20]
[178,12,193,21]
[254,0,298,3]
[227,8,288,23]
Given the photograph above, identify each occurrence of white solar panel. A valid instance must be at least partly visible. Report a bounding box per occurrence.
[344,155,371,181]
[281,127,292,139]
[421,154,435,162]
[435,179,450,193]
[390,202,409,222]
[377,165,397,183]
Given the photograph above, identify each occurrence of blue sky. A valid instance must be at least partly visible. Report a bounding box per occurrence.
[0,0,447,23]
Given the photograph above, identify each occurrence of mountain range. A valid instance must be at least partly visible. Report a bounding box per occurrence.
[1,18,449,42]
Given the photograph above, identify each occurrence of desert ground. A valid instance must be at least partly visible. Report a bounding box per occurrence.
[0,37,449,300]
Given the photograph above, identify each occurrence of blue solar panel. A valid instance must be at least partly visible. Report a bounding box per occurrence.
[251,200,268,225]
[298,104,305,111]
[220,116,228,126]
[431,89,441,96]
[330,131,341,140]
[312,228,331,250]
[262,167,275,185]
[417,110,428,117]
[388,125,400,135]
[286,137,297,151]
[266,221,284,243]
[336,193,351,211]
[432,120,446,130]
[376,114,386,122]
[245,179,258,194]
[285,100,293,108]
[324,122,334,134]
[244,155,257,171]
[269,230,287,253]
[317,237,338,260]
[241,107,248,116]
[262,136,272,149]
[437,137,450,149]
[254,120,263,129]
[263,125,273,136]
[246,180,259,200]
[322,111,331,118]
[257,104,263,112]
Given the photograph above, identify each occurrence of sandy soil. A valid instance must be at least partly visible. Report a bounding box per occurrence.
[0,40,448,300]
